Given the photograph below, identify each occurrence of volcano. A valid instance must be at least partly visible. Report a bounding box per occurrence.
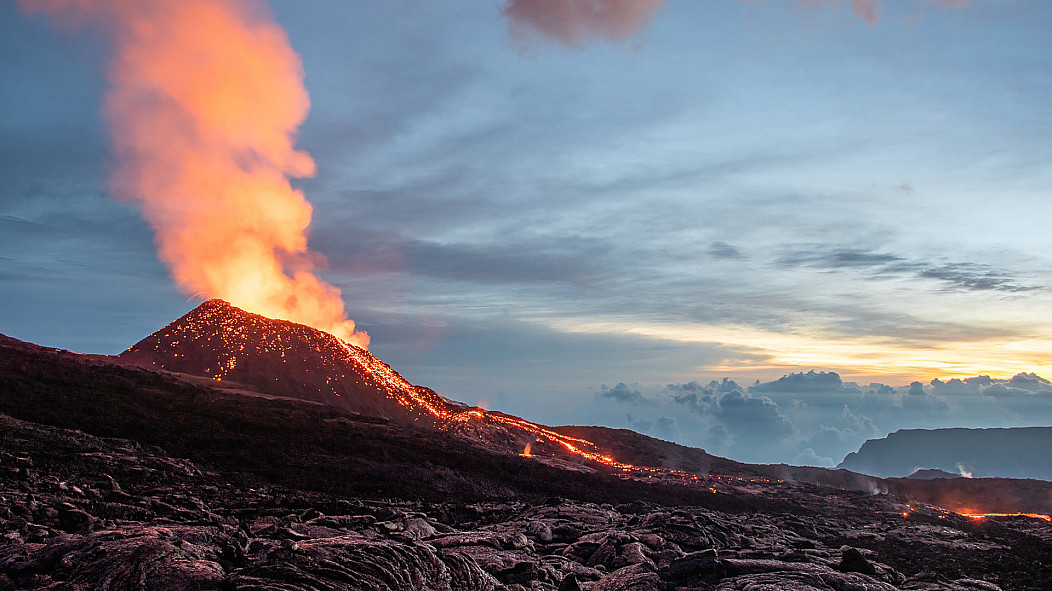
[117,300,637,470]
[119,299,462,425]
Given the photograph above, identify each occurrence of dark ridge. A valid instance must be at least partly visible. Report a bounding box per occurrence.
[553,425,888,493]
[551,425,748,474]
[839,427,1052,480]
[908,468,963,480]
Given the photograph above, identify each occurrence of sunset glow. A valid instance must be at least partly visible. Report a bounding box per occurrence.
[557,320,1052,383]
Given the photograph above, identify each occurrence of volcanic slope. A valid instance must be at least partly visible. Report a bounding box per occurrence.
[112,301,1052,515]
[117,300,641,471]
[119,299,462,425]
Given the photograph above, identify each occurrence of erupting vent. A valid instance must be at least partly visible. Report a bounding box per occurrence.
[120,300,458,423]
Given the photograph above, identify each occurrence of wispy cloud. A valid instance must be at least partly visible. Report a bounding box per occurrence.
[919,263,1040,293]
[776,247,903,269]
[708,241,746,260]
[776,245,1042,292]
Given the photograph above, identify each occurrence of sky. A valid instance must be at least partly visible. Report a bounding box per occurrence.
[2,0,1051,466]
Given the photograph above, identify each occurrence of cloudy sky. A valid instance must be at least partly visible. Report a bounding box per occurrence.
[3,0,1051,465]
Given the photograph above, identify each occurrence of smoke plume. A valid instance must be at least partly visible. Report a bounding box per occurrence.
[851,0,882,24]
[19,0,369,347]
[503,0,665,46]
[504,0,993,42]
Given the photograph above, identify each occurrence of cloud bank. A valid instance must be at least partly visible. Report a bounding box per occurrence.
[594,371,1052,466]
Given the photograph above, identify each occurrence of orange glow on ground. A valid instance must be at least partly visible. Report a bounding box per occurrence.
[961,513,1052,522]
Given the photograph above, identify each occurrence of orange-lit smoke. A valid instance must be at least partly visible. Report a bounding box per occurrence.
[850,0,882,24]
[503,0,665,46]
[19,0,368,347]
[503,0,994,41]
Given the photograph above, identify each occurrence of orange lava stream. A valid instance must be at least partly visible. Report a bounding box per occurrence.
[961,512,1052,522]
[336,340,674,475]
[337,341,453,418]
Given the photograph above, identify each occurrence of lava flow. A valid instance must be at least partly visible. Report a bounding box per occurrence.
[961,512,1052,522]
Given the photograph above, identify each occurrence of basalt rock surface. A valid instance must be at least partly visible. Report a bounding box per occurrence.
[2,412,1050,591]
[4,323,1052,590]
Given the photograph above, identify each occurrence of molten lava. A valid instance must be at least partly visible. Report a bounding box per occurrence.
[961,512,1052,522]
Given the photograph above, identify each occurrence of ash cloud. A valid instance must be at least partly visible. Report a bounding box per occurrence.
[503,0,665,47]
[503,0,991,45]
[851,0,882,24]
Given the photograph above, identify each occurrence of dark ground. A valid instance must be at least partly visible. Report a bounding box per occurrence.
[2,334,1051,590]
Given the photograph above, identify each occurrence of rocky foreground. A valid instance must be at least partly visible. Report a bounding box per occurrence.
[3,412,1050,591]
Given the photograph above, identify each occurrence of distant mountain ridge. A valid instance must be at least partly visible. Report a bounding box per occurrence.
[839,427,1052,480]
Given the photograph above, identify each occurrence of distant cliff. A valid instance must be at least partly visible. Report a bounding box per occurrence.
[839,427,1052,480]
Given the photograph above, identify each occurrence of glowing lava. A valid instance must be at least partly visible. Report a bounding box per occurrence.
[962,513,1052,522]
